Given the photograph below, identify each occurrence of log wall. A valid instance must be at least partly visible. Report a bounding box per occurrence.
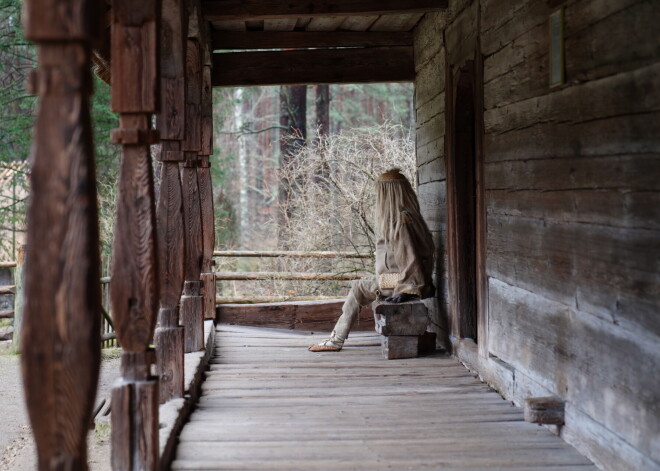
[413,1,660,470]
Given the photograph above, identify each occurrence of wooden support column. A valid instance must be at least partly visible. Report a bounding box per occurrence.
[154,0,188,404]
[109,1,160,469]
[199,41,217,321]
[180,30,205,352]
[21,2,102,468]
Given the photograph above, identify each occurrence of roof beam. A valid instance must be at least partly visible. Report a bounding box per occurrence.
[203,0,448,21]
[212,31,413,50]
[212,47,413,87]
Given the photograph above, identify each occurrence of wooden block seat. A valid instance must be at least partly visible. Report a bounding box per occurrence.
[372,300,434,359]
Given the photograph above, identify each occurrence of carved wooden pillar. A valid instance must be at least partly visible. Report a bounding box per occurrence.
[199,44,217,321]
[154,0,188,404]
[181,32,205,352]
[109,1,160,469]
[21,1,101,468]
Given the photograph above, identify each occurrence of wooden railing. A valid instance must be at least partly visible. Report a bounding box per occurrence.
[212,250,372,305]
[1,262,117,347]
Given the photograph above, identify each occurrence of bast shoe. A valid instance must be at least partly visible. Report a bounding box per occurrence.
[308,336,344,352]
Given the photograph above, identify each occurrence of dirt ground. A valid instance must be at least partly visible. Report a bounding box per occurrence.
[0,343,121,470]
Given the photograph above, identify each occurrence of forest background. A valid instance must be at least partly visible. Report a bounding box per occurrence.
[0,0,415,298]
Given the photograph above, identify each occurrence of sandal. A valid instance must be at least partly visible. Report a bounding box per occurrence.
[308,333,344,352]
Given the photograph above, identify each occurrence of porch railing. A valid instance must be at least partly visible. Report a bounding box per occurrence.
[212,249,371,304]
[0,261,118,348]
[1,249,372,346]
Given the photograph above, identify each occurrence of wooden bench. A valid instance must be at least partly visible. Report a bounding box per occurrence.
[372,300,436,359]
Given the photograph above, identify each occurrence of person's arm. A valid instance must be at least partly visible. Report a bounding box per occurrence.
[390,211,427,298]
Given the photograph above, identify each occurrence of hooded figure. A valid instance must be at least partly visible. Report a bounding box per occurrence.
[309,169,435,352]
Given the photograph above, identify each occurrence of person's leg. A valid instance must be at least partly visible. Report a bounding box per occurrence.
[309,277,378,351]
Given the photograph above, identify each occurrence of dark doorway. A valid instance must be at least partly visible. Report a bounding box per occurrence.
[448,65,479,342]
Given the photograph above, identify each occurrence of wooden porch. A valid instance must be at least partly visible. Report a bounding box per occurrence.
[172,325,596,470]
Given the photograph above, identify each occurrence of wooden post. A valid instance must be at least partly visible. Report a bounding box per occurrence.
[180,6,205,351]
[21,1,102,468]
[154,0,188,404]
[109,0,160,469]
[199,41,216,321]
[11,245,25,354]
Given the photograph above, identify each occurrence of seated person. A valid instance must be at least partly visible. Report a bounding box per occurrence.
[309,169,435,352]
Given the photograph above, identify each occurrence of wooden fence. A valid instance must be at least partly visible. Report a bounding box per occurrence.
[0,262,118,348]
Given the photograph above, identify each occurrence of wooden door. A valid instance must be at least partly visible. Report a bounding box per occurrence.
[446,61,486,346]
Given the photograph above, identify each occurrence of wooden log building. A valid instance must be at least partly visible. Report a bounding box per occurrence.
[18,0,658,470]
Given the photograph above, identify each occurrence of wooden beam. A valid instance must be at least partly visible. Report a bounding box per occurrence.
[203,0,448,21]
[212,46,413,86]
[217,299,375,331]
[212,31,412,50]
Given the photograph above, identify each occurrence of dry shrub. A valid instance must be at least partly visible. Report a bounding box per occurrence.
[240,124,416,298]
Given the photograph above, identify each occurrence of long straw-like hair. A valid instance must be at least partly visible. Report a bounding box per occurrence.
[375,169,426,243]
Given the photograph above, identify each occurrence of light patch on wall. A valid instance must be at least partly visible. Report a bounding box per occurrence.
[549,8,565,88]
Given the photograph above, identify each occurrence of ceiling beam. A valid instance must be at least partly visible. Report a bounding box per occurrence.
[203,0,448,21]
[212,31,413,50]
[212,47,413,87]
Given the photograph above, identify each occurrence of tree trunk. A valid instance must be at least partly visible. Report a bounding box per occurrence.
[315,84,330,138]
[278,85,307,247]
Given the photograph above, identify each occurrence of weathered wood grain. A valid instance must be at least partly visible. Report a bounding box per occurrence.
[182,281,204,352]
[111,115,159,351]
[488,279,659,462]
[110,1,161,468]
[200,67,213,157]
[212,47,414,86]
[183,40,201,152]
[180,160,204,282]
[201,273,216,320]
[306,16,345,32]
[21,8,101,464]
[217,299,374,332]
[212,30,412,49]
[155,320,185,402]
[171,325,596,470]
[381,335,419,359]
[524,397,565,425]
[111,5,158,113]
[154,0,188,405]
[485,62,660,137]
[202,1,448,21]
[373,300,429,336]
[369,12,423,31]
[23,0,101,41]
[156,160,186,308]
[486,214,660,337]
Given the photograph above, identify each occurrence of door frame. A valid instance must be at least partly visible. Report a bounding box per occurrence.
[444,51,488,358]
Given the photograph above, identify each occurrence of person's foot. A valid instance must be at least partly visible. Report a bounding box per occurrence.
[308,335,344,352]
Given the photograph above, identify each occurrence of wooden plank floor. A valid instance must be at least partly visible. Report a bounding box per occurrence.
[172,325,596,471]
